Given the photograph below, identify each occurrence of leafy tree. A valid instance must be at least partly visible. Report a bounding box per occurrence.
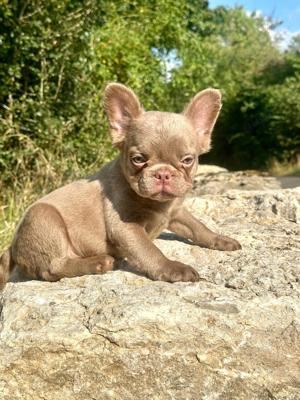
[0,0,106,188]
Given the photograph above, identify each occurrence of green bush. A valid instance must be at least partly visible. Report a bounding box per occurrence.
[208,53,300,170]
[0,0,110,189]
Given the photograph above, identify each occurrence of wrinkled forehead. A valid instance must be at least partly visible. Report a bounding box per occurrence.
[127,111,197,156]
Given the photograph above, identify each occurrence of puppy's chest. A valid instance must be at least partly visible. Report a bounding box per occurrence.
[144,215,169,240]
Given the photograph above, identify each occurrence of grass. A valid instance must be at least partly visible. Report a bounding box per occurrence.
[268,158,300,177]
[0,185,37,254]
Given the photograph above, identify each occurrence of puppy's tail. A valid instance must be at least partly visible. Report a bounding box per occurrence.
[0,247,13,291]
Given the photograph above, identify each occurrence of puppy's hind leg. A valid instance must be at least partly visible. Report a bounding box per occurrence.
[44,254,115,282]
[12,203,114,282]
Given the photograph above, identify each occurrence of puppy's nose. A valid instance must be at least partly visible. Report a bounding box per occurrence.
[154,169,171,182]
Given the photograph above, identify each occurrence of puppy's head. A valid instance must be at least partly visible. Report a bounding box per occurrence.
[104,83,221,202]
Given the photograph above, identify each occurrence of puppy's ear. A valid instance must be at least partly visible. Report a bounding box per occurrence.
[183,89,221,153]
[104,83,143,146]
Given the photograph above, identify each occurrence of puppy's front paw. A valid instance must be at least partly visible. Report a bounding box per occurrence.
[211,235,242,251]
[154,260,200,283]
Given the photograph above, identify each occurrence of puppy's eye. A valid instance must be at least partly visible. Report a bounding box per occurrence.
[131,154,147,166]
[181,155,194,166]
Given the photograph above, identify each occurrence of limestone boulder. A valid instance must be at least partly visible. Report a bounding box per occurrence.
[0,184,299,399]
[192,166,281,195]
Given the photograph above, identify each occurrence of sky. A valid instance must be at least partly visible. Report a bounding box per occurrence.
[209,0,300,37]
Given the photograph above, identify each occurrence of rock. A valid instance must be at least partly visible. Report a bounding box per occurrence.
[196,164,228,174]
[1,185,300,399]
[192,167,281,195]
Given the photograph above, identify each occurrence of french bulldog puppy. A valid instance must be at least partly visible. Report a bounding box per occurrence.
[0,83,241,288]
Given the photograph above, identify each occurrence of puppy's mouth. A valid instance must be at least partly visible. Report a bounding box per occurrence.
[137,180,187,201]
[152,182,177,197]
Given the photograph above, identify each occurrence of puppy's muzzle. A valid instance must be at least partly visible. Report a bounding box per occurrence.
[153,168,174,183]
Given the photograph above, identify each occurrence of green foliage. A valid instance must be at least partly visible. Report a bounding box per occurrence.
[0,0,112,190]
[208,48,300,169]
[0,0,299,194]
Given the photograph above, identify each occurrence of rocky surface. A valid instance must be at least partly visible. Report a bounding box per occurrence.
[192,165,281,195]
[0,169,300,400]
